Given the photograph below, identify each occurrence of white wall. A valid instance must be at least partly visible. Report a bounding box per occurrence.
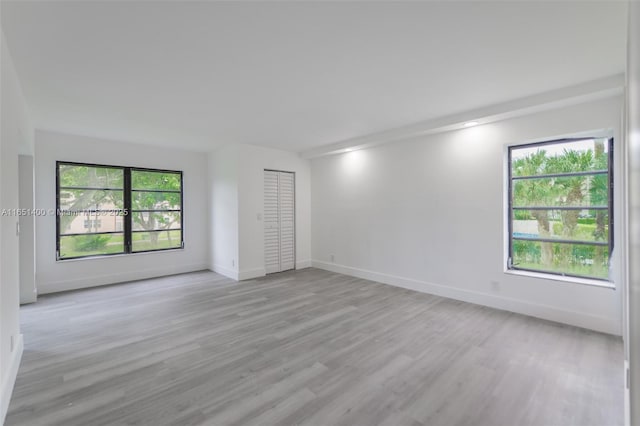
[34,130,209,294]
[627,0,640,423]
[0,31,30,424]
[209,143,311,280]
[311,96,624,335]
[237,144,311,279]
[18,155,36,304]
[208,144,240,279]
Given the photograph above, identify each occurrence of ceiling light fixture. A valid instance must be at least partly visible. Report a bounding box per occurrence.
[463,121,479,127]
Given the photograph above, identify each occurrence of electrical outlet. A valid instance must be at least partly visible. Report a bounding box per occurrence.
[232,259,235,267]
[490,281,500,292]
[330,254,335,262]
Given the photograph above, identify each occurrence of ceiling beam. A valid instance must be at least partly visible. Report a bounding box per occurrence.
[300,74,625,159]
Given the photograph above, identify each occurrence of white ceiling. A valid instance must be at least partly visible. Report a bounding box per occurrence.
[1,1,627,153]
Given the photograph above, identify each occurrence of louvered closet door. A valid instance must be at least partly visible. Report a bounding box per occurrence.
[278,172,295,271]
[264,170,295,274]
[264,171,280,274]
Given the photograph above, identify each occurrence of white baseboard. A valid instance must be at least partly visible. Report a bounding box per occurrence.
[234,260,312,281]
[19,288,37,305]
[238,268,266,281]
[1,334,23,425]
[212,264,239,281]
[39,262,210,294]
[625,360,630,426]
[296,259,312,269]
[312,260,620,335]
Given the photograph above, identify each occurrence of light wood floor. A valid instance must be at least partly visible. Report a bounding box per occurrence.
[7,268,623,426]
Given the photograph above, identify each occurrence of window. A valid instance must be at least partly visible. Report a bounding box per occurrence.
[507,137,613,281]
[56,162,183,260]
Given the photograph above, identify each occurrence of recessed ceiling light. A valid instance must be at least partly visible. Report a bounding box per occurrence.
[463,121,479,127]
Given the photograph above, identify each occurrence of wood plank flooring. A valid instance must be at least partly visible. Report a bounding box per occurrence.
[6,268,623,425]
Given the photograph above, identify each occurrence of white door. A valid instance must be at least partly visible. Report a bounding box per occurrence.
[264,170,295,273]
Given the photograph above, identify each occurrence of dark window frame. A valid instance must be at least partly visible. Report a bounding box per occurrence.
[56,161,184,260]
[507,137,614,282]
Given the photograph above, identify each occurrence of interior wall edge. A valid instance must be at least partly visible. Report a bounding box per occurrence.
[627,0,640,423]
[238,268,266,281]
[296,260,312,270]
[211,264,239,281]
[0,334,23,425]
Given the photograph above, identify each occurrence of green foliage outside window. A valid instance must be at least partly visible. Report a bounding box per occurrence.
[72,234,111,251]
[131,170,182,252]
[510,138,611,280]
[57,163,183,259]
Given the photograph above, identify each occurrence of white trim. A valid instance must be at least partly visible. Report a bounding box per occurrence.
[506,128,615,148]
[38,262,209,294]
[625,359,631,426]
[301,74,624,158]
[216,260,311,281]
[238,268,266,281]
[312,260,620,335]
[56,247,185,263]
[237,261,312,281]
[1,334,23,425]
[296,259,312,269]
[211,264,239,281]
[504,269,615,289]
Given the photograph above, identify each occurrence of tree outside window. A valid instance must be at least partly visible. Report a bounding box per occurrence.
[57,162,183,260]
[508,138,612,281]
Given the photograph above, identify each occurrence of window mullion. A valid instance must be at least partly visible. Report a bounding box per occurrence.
[124,168,132,254]
[56,161,61,260]
[512,170,608,180]
[512,206,609,211]
[609,137,614,254]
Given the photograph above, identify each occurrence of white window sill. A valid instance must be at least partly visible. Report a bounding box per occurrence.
[57,247,184,262]
[504,268,615,289]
